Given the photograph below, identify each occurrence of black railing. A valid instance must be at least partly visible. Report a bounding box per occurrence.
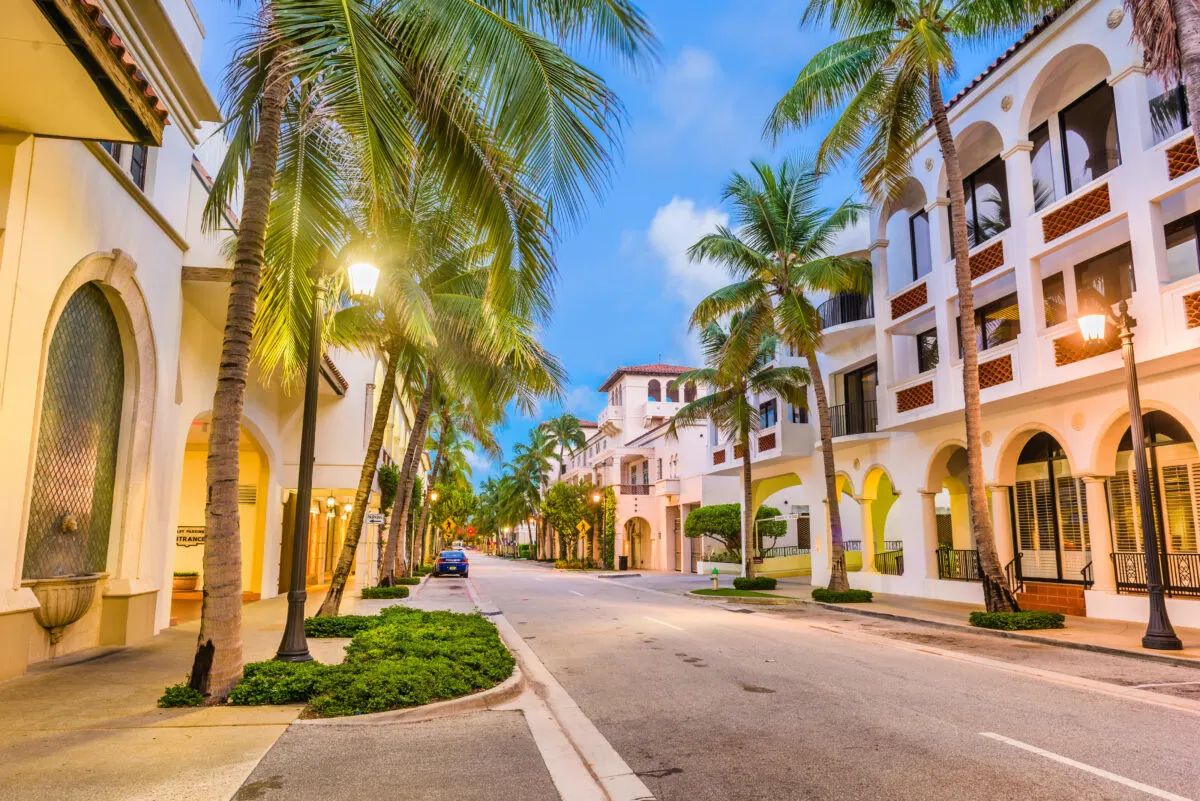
[883,540,904,552]
[937,548,981,582]
[1081,561,1093,588]
[842,540,862,552]
[1005,554,1024,594]
[758,546,810,558]
[619,484,650,496]
[1112,552,1200,598]
[830,401,878,438]
[875,550,903,575]
[819,293,875,330]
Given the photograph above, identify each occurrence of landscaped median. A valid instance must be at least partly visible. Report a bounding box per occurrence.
[159,606,515,718]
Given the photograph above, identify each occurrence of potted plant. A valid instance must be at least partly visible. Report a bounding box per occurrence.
[172,571,199,592]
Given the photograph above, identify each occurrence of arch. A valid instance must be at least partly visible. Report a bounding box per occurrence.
[665,380,679,403]
[882,177,930,293]
[935,121,1005,196]
[647,379,661,402]
[752,472,802,513]
[1091,400,1200,478]
[1018,44,1114,135]
[835,471,856,498]
[18,250,157,594]
[924,439,968,493]
[623,516,653,569]
[861,464,899,501]
[994,423,1079,486]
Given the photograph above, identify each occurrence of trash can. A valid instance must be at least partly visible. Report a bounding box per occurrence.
[618,555,629,571]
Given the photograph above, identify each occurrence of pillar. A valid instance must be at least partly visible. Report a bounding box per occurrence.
[857,496,877,573]
[916,490,941,580]
[1083,476,1117,592]
[1108,65,1153,155]
[987,484,1015,568]
[810,499,831,586]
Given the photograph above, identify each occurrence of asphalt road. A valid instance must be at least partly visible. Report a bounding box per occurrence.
[473,557,1200,801]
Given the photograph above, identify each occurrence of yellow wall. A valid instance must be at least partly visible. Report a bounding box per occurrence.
[759,553,811,576]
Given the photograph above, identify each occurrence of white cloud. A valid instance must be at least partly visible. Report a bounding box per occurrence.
[464,448,493,477]
[561,384,598,415]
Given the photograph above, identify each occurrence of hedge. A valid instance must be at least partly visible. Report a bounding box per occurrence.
[362,585,410,600]
[228,607,514,717]
[969,610,1065,631]
[305,614,388,638]
[554,559,588,570]
[158,683,204,708]
[812,588,873,603]
[518,544,532,559]
[394,576,421,586]
[733,577,777,591]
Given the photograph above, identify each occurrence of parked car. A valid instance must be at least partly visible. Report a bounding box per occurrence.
[434,550,469,578]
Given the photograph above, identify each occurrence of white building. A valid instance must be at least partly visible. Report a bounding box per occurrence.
[707,0,1200,627]
[0,1,419,681]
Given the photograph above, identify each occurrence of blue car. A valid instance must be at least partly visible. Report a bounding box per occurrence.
[434,550,469,578]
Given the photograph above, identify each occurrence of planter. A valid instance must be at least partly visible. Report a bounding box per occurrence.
[21,573,104,644]
[172,575,199,592]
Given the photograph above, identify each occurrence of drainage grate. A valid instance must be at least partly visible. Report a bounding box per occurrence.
[479,610,502,616]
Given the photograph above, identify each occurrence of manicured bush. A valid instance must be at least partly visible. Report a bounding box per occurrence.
[362,585,410,600]
[518,544,532,559]
[229,607,514,717]
[394,576,421,586]
[412,565,433,576]
[305,614,388,638]
[172,571,199,578]
[158,683,204,708]
[812,587,874,603]
[554,559,588,570]
[733,577,777,591]
[969,610,1065,631]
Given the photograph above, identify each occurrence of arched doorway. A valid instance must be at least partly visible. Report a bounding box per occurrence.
[625,517,651,570]
[1013,432,1089,582]
[22,283,124,581]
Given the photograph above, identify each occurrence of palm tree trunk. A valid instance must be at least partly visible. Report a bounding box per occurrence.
[741,430,755,580]
[929,70,1019,612]
[317,340,401,616]
[1174,0,1200,157]
[381,380,432,584]
[189,63,288,700]
[806,350,849,591]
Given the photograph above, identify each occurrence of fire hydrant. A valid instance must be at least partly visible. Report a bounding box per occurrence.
[711,567,720,590]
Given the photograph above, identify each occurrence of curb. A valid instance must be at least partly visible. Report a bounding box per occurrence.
[688,592,799,606]
[295,664,526,726]
[597,572,642,579]
[796,598,1200,671]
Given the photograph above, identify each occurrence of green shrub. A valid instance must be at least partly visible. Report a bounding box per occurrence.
[703,550,741,564]
[812,588,873,603]
[412,566,433,576]
[518,544,532,559]
[362,585,410,600]
[394,576,421,586]
[158,683,204,708]
[305,614,389,638]
[733,577,777,590]
[969,610,1065,631]
[172,571,199,577]
[230,660,330,706]
[554,559,587,570]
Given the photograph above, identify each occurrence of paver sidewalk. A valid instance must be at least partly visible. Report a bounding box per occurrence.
[769,576,1200,664]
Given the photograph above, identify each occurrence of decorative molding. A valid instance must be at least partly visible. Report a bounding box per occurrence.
[868,238,890,253]
[1000,95,1014,112]
[1106,63,1147,86]
[1106,7,1125,28]
[1001,141,1033,159]
[924,197,950,213]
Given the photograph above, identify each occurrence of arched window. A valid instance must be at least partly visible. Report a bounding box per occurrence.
[647,379,661,402]
[666,381,679,402]
[684,381,697,402]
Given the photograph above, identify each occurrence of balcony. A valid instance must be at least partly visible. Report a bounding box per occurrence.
[618,483,650,496]
[818,293,875,349]
[829,401,877,438]
[706,420,816,475]
[642,400,682,425]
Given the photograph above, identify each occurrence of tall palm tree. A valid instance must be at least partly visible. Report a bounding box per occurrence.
[762,0,1049,611]
[688,159,870,592]
[192,0,656,698]
[1125,0,1200,156]
[545,413,588,479]
[667,315,809,580]
[511,428,557,556]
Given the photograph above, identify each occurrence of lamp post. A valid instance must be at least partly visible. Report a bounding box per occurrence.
[276,251,379,662]
[591,489,610,569]
[1077,296,1182,650]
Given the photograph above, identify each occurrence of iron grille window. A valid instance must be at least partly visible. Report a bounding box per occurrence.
[917,328,938,373]
[1060,82,1121,194]
[1042,273,1067,327]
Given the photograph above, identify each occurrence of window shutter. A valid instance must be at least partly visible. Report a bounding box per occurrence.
[238,484,257,505]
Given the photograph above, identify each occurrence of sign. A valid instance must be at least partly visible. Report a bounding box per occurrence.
[441,518,456,533]
[365,513,385,525]
[176,526,205,547]
[576,520,591,535]
[467,526,475,536]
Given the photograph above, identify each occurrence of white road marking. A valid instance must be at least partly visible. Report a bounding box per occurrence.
[569,590,584,597]
[1132,681,1200,689]
[533,577,546,582]
[981,733,1195,801]
[644,616,684,631]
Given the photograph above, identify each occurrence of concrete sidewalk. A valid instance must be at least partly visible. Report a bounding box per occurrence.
[770,576,1200,665]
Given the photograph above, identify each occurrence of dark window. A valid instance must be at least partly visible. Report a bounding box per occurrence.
[666,381,679,402]
[759,399,777,428]
[1165,211,1200,282]
[684,381,697,402]
[1060,83,1120,194]
[1042,273,1067,327]
[100,141,122,161]
[917,328,939,373]
[129,145,148,190]
[642,461,649,484]
[909,210,932,280]
[957,293,1021,355]
[647,379,661,402]
[656,458,663,480]
[790,402,808,424]
[1029,123,1055,211]
[1075,243,1134,309]
[950,156,1011,251]
[1148,73,1189,144]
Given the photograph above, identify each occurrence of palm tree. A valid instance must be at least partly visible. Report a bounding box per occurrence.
[762,0,1048,611]
[511,428,557,556]
[667,315,809,580]
[688,159,870,592]
[1125,0,1200,157]
[191,0,656,698]
[542,412,588,557]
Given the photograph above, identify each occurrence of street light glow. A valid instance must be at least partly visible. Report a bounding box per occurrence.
[1077,291,1109,342]
[592,491,601,503]
[430,490,440,502]
[347,261,380,298]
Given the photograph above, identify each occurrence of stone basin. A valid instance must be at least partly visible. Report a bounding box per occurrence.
[21,573,104,644]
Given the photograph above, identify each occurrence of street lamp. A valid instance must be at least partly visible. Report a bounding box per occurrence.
[277,250,379,662]
[1077,295,1181,650]
[430,489,439,503]
[590,489,609,569]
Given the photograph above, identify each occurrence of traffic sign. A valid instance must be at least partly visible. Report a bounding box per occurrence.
[576,520,591,535]
[365,513,385,525]
[441,518,456,533]
[467,526,476,536]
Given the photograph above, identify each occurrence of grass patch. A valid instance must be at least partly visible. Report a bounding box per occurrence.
[157,683,204,708]
[733,577,777,591]
[969,610,1065,631]
[230,607,514,717]
[362,585,410,600]
[812,588,873,603]
[691,588,781,598]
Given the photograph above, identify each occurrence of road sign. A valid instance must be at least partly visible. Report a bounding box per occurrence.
[365,513,385,525]
[441,518,456,533]
[467,526,476,536]
[576,520,591,535]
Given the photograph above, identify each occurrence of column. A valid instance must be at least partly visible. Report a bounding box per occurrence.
[987,484,1015,568]
[857,496,877,573]
[1108,64,1153,155]
[1083,476,1117,592]
[917,490,941,580]
[810,499,831,586]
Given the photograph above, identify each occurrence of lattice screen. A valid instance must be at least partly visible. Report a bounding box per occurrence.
[890,282,928,320]
[978,354,1013,389]
[712,449,726,466]
[969,240,1004,280]
[1041,184,1110,243]
[1184,290,1200,329]
[896,381,934,413]
[1053,331,1120,366]
[1167,137,1200,181]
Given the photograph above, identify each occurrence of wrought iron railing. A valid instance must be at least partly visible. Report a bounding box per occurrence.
[842,540,862,552]
[1081,561,1094,588]
[758,546,810,558]
[619,484,650,496]
[875,549,903,575]
[818,292,875,329]
[936,548,981,582]
[829,401,878,438]
[1112,551,1200,598]
[1005,554,1024,594]
[883,540,904,552]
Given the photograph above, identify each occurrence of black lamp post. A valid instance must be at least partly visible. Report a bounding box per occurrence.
[1077,296,1182,650]
[276,250,379,662]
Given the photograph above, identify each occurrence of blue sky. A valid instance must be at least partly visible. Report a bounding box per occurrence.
[195,1,1000,483]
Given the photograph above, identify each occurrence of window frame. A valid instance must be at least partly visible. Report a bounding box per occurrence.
[909,209,932,282]
[759,398,778,428]
[916,327,939,373]
[1164,210,1200,282]
[1058,81,1121,195]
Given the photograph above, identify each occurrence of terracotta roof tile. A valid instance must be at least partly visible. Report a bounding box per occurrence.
[321,354,349,395]
[79,0,170,126]
[598,363,696,391]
